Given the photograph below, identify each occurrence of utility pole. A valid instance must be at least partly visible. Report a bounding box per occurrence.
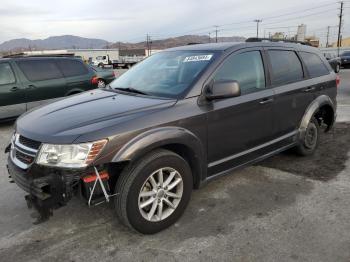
[326,26,330,48]
[146,34,152,56]
[214,25,219,43]
[337,1,344,56]
[146,34,149,56]
[254,19,262,38]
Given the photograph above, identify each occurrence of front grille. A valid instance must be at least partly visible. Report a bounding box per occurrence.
[15,150,34,165]
[10,134,41,169]
[19,135,41,150]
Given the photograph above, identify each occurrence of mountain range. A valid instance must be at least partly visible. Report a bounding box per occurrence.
[0,35,246,53]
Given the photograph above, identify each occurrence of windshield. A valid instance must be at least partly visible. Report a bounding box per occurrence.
[341,51,350,56]
[109,51,216,98]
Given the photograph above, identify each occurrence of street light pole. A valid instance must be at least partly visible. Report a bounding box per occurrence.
[254,19,262,38]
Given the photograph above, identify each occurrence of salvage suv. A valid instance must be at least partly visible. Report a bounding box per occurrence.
[6,40,337,234]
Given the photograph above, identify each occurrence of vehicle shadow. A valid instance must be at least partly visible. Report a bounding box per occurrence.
[260,122,350,181]
[0,166,314,261]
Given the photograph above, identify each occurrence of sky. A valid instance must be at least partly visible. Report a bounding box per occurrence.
[0,0,348,45]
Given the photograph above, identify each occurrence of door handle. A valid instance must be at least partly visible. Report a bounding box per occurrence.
[259,98,274,105]
[10,86,18,92]
[302,87,316,92]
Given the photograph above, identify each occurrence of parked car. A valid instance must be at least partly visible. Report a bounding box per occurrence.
[324,52,341,73]
[89,66,116,88]
[6,41,337,234]
[0,57,101,120]
[340,51,350,67]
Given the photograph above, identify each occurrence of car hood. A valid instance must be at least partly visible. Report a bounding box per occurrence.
[16,89,176,144]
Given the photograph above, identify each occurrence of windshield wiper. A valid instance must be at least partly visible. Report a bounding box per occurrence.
[114,87,149,95]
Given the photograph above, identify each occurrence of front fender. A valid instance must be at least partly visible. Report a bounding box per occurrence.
[111,126,206,183]
[299,95,336,139]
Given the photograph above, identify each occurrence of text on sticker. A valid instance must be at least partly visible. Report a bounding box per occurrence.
[183,55,213,62]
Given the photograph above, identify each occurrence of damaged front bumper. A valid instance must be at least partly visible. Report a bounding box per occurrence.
[6,155,113,224]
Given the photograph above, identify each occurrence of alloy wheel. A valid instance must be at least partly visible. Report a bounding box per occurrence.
[138,167,183,222]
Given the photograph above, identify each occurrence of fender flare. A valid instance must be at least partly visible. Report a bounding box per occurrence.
[299,95,336,139]
[65,89,84,96]
[111,126,206,186]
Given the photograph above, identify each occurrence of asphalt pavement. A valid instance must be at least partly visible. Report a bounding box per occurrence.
[0,70,350,262]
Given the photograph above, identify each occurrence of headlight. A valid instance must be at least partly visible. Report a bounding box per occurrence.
[36,139,107,168]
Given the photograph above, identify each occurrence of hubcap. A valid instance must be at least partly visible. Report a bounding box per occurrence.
[97,80,106,88]
[138,167,183,222]
[305,123,317,149]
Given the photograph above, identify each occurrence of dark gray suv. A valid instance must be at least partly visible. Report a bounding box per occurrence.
[5,41,337,234]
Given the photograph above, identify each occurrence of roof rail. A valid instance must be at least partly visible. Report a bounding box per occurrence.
[245,38,312,46]
[2,53,76,58]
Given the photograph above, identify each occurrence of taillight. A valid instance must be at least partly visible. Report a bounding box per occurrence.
[336,75,340,88]
[113,71,117,78]
[91,76,99,85]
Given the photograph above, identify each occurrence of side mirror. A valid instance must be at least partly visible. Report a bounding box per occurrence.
[206,80,241,100]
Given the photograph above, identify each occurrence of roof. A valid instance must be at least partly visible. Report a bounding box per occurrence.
[165,41,319,53]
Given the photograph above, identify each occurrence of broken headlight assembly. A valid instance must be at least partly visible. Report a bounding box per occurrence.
[36,139,107,168]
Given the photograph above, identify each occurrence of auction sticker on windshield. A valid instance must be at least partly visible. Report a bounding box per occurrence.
[183,54,213,62]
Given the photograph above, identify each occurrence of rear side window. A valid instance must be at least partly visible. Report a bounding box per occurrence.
[299,52,329,78]
[0,63,16,85]
[268,50,303,86]
[56,59,88,77]
[214,51,266,95]
[17,59,63,81]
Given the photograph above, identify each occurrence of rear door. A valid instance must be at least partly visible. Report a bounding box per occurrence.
[55,58,95,93]
[0,61,26,118]
[16,58,66,110]
[298,51,334,100]
[265,48,314,137]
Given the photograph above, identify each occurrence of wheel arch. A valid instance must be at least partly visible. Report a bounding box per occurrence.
[299,95,336,139]
[65,88,84,96]
[111,127,206,189]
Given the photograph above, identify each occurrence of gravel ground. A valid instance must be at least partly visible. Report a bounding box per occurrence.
[0,70,349,262]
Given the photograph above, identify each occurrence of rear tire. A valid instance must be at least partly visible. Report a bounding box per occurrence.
[335,63,340,73]
[114,149,193,234]
[296,117,320,156]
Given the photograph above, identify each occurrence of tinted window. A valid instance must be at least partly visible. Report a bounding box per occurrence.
[0,63,16,85]
[56,59,88,77]
[213,51,266,95]
[17,59,62,81]
[110,51,215,98]
[341,51,350,56]
[268,50,303,86]
[299,52,330,78]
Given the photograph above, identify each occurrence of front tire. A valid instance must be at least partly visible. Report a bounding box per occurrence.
[296,117,320,156]
[114,149,193,234]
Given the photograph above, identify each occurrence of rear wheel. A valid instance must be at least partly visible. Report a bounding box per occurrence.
[296,117,320,156]
[335,63,340,73]
[97,79,106,88]
[114,149,192,234]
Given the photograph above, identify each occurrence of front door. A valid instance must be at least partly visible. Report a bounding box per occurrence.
[205,49,274,176]
[0,62,26,119]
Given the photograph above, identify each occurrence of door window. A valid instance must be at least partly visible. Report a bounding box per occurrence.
[268,50,304,86]
[0,63,16,85]
[56,59,88,77]
[299,52,330,78]
[17,59,63,81]
[213,51,266,95]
